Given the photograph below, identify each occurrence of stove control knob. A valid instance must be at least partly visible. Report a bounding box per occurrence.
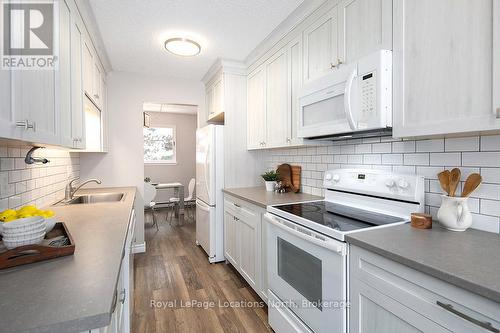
[385,179,396,188]
[398,179,409,189]
[332,174,340,182]
[325,173,333,181]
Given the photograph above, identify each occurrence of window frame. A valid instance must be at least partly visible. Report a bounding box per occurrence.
[143,125,177,165]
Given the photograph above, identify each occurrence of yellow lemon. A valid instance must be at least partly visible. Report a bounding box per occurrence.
[1,209,17,217]
[2,216,17,223]
[17,213,33,219]
[17,205,38,215]
[44,210,55,218]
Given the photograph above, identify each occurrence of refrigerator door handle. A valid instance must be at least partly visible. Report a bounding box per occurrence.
[196,199,210,212]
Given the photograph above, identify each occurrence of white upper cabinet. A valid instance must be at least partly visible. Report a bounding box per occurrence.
[247,65,267,149]
[58,0,73,148]
[206,72,224,122]
[265,48,290,147]
[83,40,94,98]
[338,0,393,64]
[303,6,339,83]
[393,0,499,138]
[0,52,17,139]
[70,14,86,149]
[288,36,304,146]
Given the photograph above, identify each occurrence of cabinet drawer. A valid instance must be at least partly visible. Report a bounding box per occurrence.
[350,245,500,332]
[224,195,260,221]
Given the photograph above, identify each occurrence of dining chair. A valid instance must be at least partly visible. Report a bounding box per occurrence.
[169,178,196,223]
[144,182,159,231]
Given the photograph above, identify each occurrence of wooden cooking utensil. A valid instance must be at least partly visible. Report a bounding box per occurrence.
[448,168,461,197]
[462,173,482,197]
[437,170,451,195]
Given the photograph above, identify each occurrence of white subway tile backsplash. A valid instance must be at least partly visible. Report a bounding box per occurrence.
[382,154,403,165]
[462,152,500,167]
[393,141,416,153]
[481,135,500,151]
[404,153,429,166]
[267,134,500,234]
[372,143,392,153]
[429,153,461,166]
[445,137,479,152]
[481,168,500,184]
[0,144,79,209]
[416,139,444,152]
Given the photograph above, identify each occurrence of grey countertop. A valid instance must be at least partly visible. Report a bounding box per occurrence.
[0,186,136,333]
[223,186,323,208]
[346,224,500,304]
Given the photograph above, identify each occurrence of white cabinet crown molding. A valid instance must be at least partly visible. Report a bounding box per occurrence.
[202,58,246,85]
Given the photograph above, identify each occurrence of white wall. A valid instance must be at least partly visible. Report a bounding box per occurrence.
[144,112,197,202]
[79,71,205,246]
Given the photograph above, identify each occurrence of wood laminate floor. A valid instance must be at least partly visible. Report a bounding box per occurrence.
[132,210,273,333]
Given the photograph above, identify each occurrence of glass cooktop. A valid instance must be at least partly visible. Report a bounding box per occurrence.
[276,201,406,232]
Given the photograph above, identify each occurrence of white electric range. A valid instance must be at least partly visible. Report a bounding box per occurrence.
[265,169,425,333]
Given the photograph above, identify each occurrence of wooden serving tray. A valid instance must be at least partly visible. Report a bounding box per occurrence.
[0,222,75,270]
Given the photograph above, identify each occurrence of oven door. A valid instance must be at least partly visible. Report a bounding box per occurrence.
[265,213,347,333]
[298,66,358,139]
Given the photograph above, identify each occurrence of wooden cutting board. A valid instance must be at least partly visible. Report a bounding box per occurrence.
[291,165,301,193]
[277,164,293,191]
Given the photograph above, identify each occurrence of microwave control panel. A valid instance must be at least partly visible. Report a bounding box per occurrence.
[361,71,376,115]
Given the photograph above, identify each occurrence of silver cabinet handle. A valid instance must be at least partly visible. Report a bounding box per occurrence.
[337,58,343,66]
[16,119,35,131]
[286,138,291,143]
[233,203,241,208]
[495,107,500,119]
[436,301,499,333]
[94,94,99,99]
[119,289,126,304]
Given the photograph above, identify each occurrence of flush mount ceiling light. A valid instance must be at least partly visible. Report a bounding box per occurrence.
[164,37,201,57]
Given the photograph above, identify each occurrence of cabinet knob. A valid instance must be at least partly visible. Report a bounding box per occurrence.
[330,62,336,69]
[337,58,343,66]
[286,138,291,143]
[496,107,500,119]
[94,94,99,99]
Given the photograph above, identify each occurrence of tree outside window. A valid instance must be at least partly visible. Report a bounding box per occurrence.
[144,127,177,164]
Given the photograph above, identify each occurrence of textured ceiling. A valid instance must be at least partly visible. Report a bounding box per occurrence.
[88,0,304,79]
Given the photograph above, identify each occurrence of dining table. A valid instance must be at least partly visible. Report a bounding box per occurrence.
[153,182,185,223]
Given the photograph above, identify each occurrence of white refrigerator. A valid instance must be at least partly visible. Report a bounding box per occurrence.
[196,125,225,263]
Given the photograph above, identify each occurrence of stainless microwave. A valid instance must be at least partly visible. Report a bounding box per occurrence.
[298,50,392,139]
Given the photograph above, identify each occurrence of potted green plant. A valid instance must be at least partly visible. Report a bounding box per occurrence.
[261,170,279,192]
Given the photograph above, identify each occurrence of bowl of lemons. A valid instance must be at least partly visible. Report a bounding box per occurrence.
[0,205,57,235]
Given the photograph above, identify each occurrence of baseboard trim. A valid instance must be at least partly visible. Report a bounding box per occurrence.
[132,242,146,254]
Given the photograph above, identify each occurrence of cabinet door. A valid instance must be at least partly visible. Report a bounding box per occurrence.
[393,0,499,138]
[350,278,451,333]
[237,212,260,291]
[93,63,102,108]
[266,47,290,147]
[83,40,94,98]
[57,0,73,148]
[338,0,392,64]
[224,210,239,265]
[259,215,268,303]
[10,3,58,145]
[70,16,85,149]
[247,65,267,149]
[288,36,304,146]
[303,6,339,83]
[0,41,17,139]
[212,77,224,116]
[206,86,214,118]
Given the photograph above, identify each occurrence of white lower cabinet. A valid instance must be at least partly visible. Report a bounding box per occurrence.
[86,209,136,333]
[349,245,500,333]
[224,195,268,303]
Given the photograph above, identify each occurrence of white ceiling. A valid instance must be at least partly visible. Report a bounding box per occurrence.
[87,0,304,80]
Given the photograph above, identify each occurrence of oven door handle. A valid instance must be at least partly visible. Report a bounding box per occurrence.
[265,214,345,255]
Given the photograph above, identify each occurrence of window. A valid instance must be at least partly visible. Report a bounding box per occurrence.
[143,126,176,164]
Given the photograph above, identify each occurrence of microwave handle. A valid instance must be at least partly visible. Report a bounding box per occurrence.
[344,69,357,131]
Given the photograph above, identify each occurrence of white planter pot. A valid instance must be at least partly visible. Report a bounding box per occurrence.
[265,181,276,192]
[437,195,472,231]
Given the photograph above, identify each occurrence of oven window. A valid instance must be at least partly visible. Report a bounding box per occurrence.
[277,237,323,310]
[302,93,345,127]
